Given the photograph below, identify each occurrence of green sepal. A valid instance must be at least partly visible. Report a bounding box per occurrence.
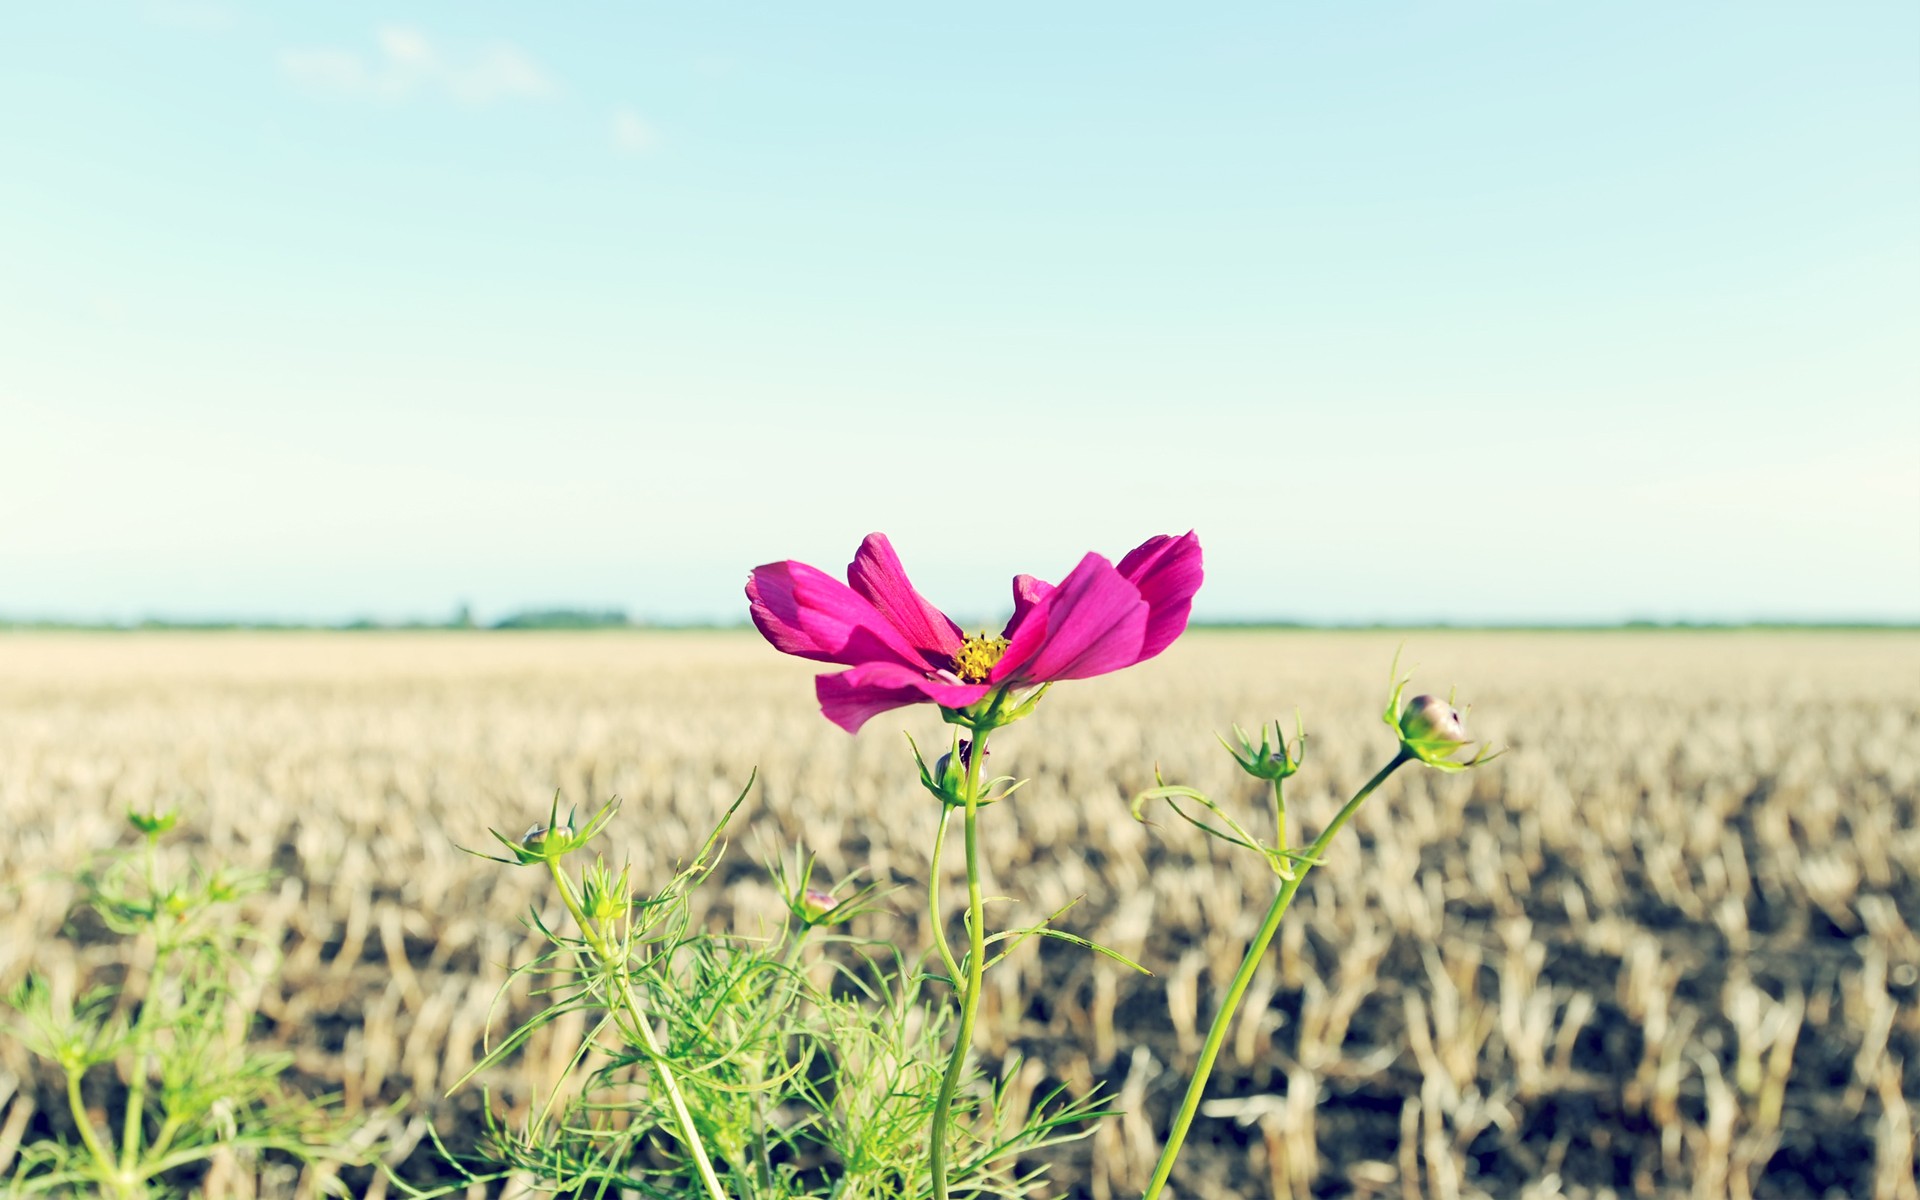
[468,792,622,867]
[938,681,1049,732]
[907,731,969,806]
[126,807,178,838]
[578,856,634,924]
[991,681,1051,725]
[1220,713,1306,782]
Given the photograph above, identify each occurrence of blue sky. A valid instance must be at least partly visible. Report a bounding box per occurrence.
[2,2,1915,624]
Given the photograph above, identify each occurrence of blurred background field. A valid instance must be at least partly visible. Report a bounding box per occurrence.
[0,629,1915,1199]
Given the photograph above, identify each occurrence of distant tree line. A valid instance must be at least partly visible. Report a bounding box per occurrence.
[487,608,632,630]
[0,607,641,632]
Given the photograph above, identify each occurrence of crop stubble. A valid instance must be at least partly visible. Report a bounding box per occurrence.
[0,630,1914,1199]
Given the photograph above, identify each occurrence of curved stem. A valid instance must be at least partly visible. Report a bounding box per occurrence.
[140,1113,183,1174]
[928,726,992,1200]
[64,1067,124,1195]
[1140,752,1410,1200]
[926,806,964,987]
[546,859,732,1200]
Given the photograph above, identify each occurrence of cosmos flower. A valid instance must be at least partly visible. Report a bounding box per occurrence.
[747,532,1203,733]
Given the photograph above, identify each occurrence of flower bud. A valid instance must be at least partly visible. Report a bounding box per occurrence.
[936,739,986,779]
[1382,655,1503,773]
[908,733,1023,809]
[800,888,839,923]
[1399,695,1467,750]
[777,854,893,929]
[909,734,972,807]
[475,797,621,867]
[521,821,574,852]
[580,858,633,923]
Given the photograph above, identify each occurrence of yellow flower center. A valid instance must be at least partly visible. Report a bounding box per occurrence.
[951,632,1009,683]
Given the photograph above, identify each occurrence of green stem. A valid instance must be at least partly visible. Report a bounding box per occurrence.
[142,1113,183,1171]
[120,939,172,1177]
[748,922,818,1197]
[120,837,169,1179]
[928,725,993,1200]
[748,1064,773,1197]
[926,807,963,986]
[64,1067,127,1196]
[1139,752,1410,1200]
[546,859,733,1200]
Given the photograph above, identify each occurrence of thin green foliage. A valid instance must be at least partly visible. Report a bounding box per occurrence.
[407,778,1111,1198]
[2,810,380,1199]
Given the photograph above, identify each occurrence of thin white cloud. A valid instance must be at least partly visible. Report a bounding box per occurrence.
[611,108,658,155]
[142,0,234,32]
[281,26,553,104]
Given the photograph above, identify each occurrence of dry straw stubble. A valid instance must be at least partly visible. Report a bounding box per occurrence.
[0,629,1915,1199]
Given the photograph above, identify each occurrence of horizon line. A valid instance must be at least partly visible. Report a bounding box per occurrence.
[3,615,1916,634]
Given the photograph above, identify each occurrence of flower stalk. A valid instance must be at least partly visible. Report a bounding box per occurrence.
[543,856,733,1200]
[926,805,965,988]
[927,717,994,1200]
[1134,657,1502,1198]
[119,829,171,1181]
[1138,751,1409,1200]
[63,1066,124,1194]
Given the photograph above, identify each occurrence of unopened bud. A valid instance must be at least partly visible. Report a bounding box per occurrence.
[910,733,1021,809]
[580,858,633,922]
[477,798,617,867]
[1383,669,1500,773]
[521,821,573,850]
[1399,695,1466,749]
[800,888,839,922]
[935,739,986,779]
[915,737,970,807]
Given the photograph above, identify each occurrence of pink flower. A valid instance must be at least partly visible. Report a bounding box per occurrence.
[746,532,1203,733]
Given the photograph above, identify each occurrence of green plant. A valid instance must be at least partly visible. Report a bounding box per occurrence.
[3,810,379,1198]
[1129,653,1503,1200]
[412,784,1109,1198]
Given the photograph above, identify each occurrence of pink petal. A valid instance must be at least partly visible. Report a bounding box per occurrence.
[847,534,964,662]
[1115,530,1203,660]
[992,553,1149,683]
[815,663,992,734]
[746,560,931,669]
[1000,573,1055,642]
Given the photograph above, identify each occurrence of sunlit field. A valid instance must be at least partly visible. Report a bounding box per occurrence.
[1,630,1915,1199]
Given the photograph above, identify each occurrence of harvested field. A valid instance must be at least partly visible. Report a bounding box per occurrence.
[1,629,1915,1199]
